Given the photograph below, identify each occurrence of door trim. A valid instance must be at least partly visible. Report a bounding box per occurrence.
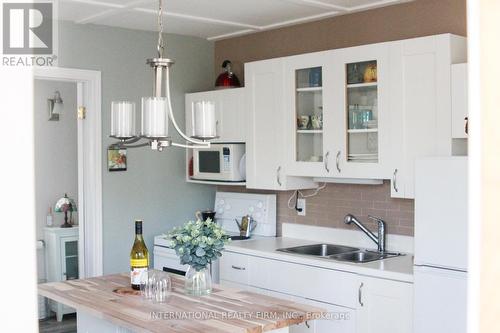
[34,67,103,278]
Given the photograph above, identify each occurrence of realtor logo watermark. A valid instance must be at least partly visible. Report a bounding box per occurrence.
[2,1,57,66]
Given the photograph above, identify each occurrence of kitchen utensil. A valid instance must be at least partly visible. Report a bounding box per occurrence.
[195,210,216,222]
[235,215,257,237]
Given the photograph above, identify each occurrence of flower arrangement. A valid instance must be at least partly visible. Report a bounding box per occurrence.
[164,219,230,271]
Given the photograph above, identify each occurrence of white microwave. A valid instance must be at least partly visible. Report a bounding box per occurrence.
[192,143,246,182]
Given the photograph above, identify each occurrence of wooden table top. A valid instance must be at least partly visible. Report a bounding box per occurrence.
[38,273,324,333]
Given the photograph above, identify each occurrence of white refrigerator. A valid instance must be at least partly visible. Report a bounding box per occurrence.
[414,157,468,333]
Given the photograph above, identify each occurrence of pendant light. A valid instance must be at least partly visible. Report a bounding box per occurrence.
[109,0,216,151]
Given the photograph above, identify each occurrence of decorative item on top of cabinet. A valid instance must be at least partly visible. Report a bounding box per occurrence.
[215,60,241,89]
[245,57,317,191]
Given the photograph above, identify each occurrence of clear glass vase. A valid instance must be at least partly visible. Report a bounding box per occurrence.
[185,265,212,296]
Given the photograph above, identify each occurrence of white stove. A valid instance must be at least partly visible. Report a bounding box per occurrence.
[154,191,277,282]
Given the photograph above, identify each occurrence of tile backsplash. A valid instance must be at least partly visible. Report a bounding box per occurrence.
[218,180,414,237]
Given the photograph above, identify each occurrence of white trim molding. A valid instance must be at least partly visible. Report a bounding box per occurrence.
[34,67,103,278]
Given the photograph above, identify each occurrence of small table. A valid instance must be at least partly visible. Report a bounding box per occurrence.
[38,273,324,333]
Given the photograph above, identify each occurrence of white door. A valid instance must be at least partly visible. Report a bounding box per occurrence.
[185,89,246,143]
[331,43,391,179]
[356,276,413,333]
[414,157,468,270]
[414,266,467,333]
[245,58,287,190]
[284,51,335,177]
[451,63,468,139]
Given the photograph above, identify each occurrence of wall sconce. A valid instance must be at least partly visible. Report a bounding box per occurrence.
[48,91,63,121]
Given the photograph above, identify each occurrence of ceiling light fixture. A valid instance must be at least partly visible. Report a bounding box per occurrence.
[109,0,216,151]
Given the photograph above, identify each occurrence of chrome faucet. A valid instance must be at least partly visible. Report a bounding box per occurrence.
[344,214,386,253]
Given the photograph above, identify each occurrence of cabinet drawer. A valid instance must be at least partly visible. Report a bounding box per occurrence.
[219,252,249,284]
[248,255,359,308]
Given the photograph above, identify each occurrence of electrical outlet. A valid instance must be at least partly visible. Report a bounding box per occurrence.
[296,198,306,216]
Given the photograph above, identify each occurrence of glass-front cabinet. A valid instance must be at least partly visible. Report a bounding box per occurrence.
[285,52,336,177]
[284,45,390,179]
[336,44,390,179]
[61,236,79,280]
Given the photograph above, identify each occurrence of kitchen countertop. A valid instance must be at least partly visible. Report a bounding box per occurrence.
[225,237,414,283]
[38,273,324,333]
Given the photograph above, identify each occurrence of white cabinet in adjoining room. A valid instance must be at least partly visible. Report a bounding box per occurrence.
[185,88,246,143]
[389,34,467,199]
[44,227,79,321]
[245,58,317,190]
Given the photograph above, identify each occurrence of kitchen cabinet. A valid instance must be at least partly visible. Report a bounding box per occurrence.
[333,43,391,179]
[356,276,413,333]
[44,227,79,321]
[219,251,411,333]
[284,44,390,180]
[451,63,468,139]
[245,58,317,190]
[389,34,467,198]
[185,88,246,143]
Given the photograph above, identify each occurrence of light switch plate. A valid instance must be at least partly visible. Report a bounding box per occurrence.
[296,198,306,216]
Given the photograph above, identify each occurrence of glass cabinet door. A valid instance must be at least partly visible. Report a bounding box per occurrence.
[346,60,379,164]
[61,236,79,280]
[295,67,324,163]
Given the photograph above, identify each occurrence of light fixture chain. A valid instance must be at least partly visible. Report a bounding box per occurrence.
[157,0,165,58]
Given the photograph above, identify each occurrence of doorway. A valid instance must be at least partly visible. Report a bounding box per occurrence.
[34,68,102,330]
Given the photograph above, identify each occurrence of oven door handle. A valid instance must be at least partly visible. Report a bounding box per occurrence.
[163,267,186,276]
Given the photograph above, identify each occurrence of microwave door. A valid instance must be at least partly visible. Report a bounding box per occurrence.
[199,150,221,173]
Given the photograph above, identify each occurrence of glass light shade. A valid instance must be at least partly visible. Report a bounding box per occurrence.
[55,194,77,212]
[52,101,63,115]
[111,101,136,138]
[141,97,169,138]
[192,101,216,138]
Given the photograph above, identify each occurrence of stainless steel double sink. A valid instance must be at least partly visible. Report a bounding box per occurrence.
[276,243,403,263]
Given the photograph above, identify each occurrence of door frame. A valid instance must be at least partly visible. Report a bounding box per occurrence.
[34,67,103,278]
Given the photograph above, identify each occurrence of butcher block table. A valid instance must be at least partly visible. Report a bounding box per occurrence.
[38,273,324,333]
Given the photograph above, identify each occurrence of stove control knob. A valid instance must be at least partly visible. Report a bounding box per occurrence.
[225,204,231,211]
[257,201,264,209]
[217,208,224,214]
[248,206,255,213]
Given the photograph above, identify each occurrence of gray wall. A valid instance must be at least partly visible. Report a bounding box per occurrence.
[34,80,78,280]
[57,22,216,274]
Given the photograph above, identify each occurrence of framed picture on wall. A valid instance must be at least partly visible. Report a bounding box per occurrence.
[108,148,127,172]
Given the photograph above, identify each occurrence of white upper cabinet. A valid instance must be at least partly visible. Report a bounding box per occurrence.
[284,51,333,177]
[389,34,467,198]
[284,44,391,180]
[333,43,391,180]
[451,63,468,139]
[245,58,317,190]
[185,88,246,143]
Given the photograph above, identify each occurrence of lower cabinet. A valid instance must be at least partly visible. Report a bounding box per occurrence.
[219,251,413,333]
[356,276,413,333]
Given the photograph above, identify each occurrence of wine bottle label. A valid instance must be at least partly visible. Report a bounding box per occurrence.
[130,267,147,285]
[130,259,148,267]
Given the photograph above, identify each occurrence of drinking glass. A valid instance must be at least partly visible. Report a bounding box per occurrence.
[153,272,172,303]
[140,269,157,299]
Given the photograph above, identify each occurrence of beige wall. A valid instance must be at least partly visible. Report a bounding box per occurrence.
[214,0,467,81]
[215,0,466,237]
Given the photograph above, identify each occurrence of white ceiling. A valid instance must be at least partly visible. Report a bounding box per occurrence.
[59,0,413,41]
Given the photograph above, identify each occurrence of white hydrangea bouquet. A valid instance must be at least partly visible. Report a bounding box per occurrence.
[164,219,231,272]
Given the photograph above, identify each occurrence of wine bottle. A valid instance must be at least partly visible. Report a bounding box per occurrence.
[130,219,149,290]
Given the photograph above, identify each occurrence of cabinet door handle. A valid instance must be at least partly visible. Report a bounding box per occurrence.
[464,117,468,135]
[324,151,330,172]
[276,166,282,186]
[336,151,341,173]
[393,169,399,193]
[358,282,364,307]
[231,265,246,271]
